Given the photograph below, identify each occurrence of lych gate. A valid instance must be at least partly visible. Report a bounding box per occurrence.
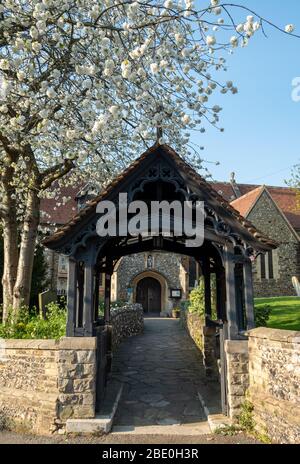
[44,144,277,416]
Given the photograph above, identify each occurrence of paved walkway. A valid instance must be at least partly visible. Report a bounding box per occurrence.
[111,318,218,433]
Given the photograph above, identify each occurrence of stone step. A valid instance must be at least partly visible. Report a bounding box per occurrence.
[66,382,123,434]
[197,391,232,433]
[111,422,211,436]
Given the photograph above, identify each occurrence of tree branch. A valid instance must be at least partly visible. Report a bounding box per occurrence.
[40,159,75,190]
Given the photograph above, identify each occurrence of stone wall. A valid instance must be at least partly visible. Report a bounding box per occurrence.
[247,190,300,297]
[247,328,300,444]
[0,338,96,435]
[0,304,143,436]
[225,340,249,419]
[181,309,219,378]
[111,303,144,351]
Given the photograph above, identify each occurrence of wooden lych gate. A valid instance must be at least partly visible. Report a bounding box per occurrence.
[44,144,277,414]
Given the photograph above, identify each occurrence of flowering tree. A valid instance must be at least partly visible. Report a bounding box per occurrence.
[0,0,297,320]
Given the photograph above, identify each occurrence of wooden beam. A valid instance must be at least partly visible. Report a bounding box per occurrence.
[243,260,255,330]
[224,243,239,340]
[66,258,77,337]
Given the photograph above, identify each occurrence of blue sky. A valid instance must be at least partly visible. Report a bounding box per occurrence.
[194,0,300,186]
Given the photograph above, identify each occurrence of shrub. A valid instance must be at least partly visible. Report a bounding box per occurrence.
[238,400,255,433]
[0,302,66,340]
[188,277,205,317]
[254,304,272,327]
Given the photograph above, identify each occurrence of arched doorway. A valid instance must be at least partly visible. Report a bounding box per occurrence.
[136,277,161,314]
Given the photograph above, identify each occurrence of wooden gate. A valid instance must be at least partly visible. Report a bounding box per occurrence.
[96,325,109,412]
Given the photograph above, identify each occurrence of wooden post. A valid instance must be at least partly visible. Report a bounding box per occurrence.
[203,257,212,320]
[224,243,239,340]
[104,270,113,373]
[83,261,94,336]
[104,272,111,325]
[243,260,255,330]
[94,270,100,321]
[216,268,226,321]
[66,258,77,337]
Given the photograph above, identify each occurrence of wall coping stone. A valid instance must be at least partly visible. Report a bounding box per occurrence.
[2,337,97,351]
[247,327,300,344]
[225,340,249,355]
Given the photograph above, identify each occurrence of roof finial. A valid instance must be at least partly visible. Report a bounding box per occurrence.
[156,125,163,143]
[230,171,242,198]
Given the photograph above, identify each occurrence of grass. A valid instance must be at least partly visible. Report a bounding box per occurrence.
[255,297,300,331]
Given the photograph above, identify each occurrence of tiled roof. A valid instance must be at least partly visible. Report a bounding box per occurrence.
[43,144,277,250]
[40,185,79,226]
[214,182,300,230]
[230,187,264,217]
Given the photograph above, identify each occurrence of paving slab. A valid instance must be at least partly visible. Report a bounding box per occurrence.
[107,318,221,432]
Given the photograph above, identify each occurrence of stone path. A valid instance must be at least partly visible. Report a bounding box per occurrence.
[110,318,217,433]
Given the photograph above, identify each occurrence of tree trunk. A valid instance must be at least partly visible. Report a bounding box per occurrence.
[2,216,19,322]
[1,168,19,323]
[13,189,40,311]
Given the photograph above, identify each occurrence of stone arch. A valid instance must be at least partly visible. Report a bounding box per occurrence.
[130,270,170,316]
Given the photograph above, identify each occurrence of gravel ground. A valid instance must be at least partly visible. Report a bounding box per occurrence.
[0,431,261,445]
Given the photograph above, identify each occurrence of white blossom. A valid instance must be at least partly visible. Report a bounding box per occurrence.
[0,0,295,224]
[285,24,295,33]
[150,63,159,74]
[230,36,239,48]
[206,36,216,47]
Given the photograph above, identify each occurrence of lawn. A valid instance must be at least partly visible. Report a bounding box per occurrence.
[255,297,300,331]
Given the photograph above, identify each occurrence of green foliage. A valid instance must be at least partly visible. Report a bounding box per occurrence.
[238,400,255,433]
[214,424,242,436]
[0,302,66,340]
[254,304,272,328]
[188,277,205,317]
[215,401,256,438]
[186,274,217,319]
